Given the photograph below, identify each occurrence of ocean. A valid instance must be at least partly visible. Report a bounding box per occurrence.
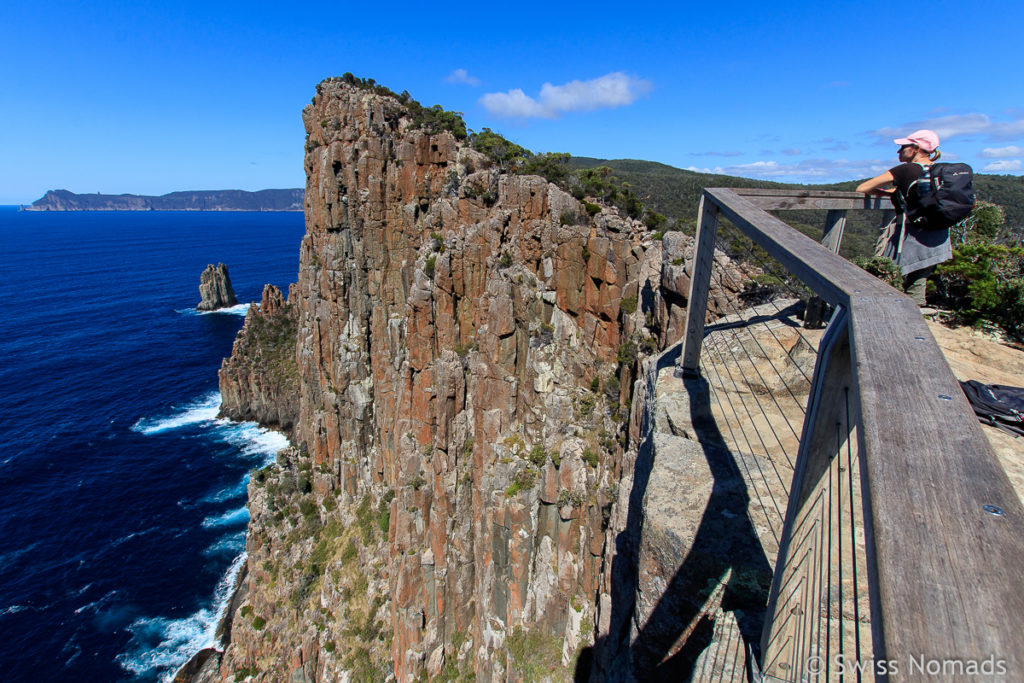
[0,207,304,681]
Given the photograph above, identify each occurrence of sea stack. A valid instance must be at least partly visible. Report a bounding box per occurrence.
[197,263,238,311]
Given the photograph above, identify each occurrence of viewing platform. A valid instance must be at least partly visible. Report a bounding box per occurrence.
[632,189,1024,681]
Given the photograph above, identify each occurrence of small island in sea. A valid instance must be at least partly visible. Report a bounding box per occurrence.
[23,188,304,212]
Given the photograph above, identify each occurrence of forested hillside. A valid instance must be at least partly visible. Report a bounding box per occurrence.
[569,157,1024,258]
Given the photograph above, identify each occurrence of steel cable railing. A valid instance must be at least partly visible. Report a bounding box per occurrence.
[680,195,882,682]
[679,188,1024,683]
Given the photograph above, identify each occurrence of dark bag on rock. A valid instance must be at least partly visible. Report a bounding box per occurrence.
[959,380,1024,437]
[907,162,975,230]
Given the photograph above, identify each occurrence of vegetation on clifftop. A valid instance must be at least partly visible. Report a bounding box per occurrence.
[320,73,468,139]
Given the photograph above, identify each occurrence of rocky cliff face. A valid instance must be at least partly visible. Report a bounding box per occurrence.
[198,263,239,311]
[218,284,299,431]
[209,79,749,682]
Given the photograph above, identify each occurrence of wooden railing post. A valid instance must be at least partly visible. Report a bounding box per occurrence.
[821,209,846,254]
[760,306,855,681]
[679,193,719,376]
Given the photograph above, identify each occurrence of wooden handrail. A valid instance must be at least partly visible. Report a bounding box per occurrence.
[682,188,1024,680]
[731,188,891,211]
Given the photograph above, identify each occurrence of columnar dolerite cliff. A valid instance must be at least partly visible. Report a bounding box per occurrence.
[209,79,750,682]
[218,283,299,432]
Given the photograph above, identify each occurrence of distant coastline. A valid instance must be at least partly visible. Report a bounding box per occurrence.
[23,188,304,212]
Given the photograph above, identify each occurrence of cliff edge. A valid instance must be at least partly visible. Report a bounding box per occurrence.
[207,78,750,682]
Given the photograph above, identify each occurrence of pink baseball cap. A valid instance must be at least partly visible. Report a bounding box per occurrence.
[894,129,940,153]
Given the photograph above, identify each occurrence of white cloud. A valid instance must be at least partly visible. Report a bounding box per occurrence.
[479,72,652,119]
[872,113,1024,144]
[982,160,1023,172]
[980,145,1024,158]
[479,89,549,118]
[782,148,802,156]
[445,69,481,86]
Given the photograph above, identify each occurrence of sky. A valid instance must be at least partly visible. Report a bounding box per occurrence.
[2,0,1023,205]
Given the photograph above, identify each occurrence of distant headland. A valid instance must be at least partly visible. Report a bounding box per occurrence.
[23,188,304,212]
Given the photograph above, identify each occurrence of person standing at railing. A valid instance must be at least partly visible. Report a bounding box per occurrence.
[856,129,951,308]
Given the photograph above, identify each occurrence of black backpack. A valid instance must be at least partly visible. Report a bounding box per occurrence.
[960,380,1024,437]
[906,162,975,230]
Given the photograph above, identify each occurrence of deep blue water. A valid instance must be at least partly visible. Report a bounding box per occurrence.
[0,207,304,681]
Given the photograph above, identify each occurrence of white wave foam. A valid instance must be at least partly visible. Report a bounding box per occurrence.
[131,393,221,435]
[203,531,246,558]
[201,507,250,529]
[176,303,252,317]
[74,588,118,616]
[212,422,289,469]
[201,302,251,316]
[117,552,246,682]
[133,393,288,469]
[0,605,28,618]
[201,479,249,504]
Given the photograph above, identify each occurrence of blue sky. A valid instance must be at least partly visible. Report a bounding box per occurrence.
[2,0,1022,204]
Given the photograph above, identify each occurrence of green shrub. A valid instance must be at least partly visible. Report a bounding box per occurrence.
[558,490,584,507]
[354,494,376,543]
[507,626,563,680]
[309,539,330,571]
[620,295,638,315]
[299,499,318,519]
[851,256,903,290]
[604,374,621,401]
[424,254,437,279]
[505,468,537,497]
[469,128,530,170]
[577,394,595,417]
[617,340,638,365]
[953,199,1005,245]
[582,449,599,468]
[235,667,259,682]
[341,540,359,565]
[454,340,477,357]
[520,152,571,185]
[934,243,1024,339]
[251,616,266,630]
[644,210,667,231]
[528,444,547,467]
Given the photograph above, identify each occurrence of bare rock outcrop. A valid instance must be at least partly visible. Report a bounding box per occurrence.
[207,78,756,683]
[218,284,299,431]
[197,262,239,310]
